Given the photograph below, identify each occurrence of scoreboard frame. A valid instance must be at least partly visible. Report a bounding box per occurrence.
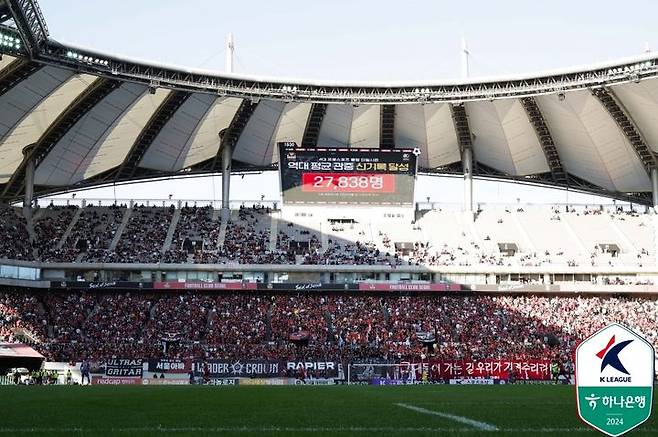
[278,142,418,206]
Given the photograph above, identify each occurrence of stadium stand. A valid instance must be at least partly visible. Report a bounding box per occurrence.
[1,289,656,366]
[68,205,126,263]
[0,207,34,261]
[162,205,221,263]
[0,203,653,269]
[103,205,175,263]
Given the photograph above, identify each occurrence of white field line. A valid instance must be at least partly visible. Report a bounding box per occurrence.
[0,426,624,433]
[395,402,499,431]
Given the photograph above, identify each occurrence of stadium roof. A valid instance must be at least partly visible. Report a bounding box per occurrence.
[0,0,658,203]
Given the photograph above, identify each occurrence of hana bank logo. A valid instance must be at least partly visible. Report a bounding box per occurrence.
[596,335,633,382]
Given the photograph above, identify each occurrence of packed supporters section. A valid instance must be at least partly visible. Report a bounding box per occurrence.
[1,289,657,374]
[0,208,33,261]
[32,206,77,263]
[162,206,221,263]
[70,206,125,263]
[215,206,281,264]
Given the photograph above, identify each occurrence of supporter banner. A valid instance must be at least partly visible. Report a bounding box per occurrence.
[359,283,461,292]
[105,358,143,377]
[153,282,258,290]
[285,361,341,377]
[399,359,551,380]
[44,281,658,294]
[192,360,341,378]
[92,376,140,385]
[193,360,281,378]
[50,281,152,290]
[260,283,358,291]
[146,359,190,374]
[470,284,561,293]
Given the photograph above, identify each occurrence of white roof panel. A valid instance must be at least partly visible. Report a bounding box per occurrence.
[270,102,311,148]
[497,99,549,175]
[0,66,73,141]
[140,93,217,171]
[424,104,461,168]
[423,103,461,168]
[349,105,380,148]
[536,91,613,190]
[394,104,461,169]
[35,82,147,186]
[394,104,428,161]
[233,100,286,166]
[0,52,655,199]
[468,101,516,175]
[83,88,172,179]
[177,97,242,169]
[0,73,97,183]
[536,90,649,192]
[583,94,650,192]
[612,78,658,153]
[317,104,353,147]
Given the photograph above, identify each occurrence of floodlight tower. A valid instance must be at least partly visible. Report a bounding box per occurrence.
[460,37,474,216]
[221,33,235,219]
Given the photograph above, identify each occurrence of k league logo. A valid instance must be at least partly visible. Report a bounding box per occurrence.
[576,323,655,437]
[596,335,633,383]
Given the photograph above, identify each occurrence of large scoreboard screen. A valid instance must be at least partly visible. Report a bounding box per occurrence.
[279,143,417,205]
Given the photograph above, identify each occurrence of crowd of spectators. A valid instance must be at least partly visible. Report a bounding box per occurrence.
[317,240,400,266]
[32,206,77,262]
[0,207,33,261]
[0,203,654,268]
[2,289,656,366]
[0,291,47,343]
[213,206,288,264]
[68,206,125,262]
[205,294,269,359]
[162,205,220,263]
[106,206,174,263]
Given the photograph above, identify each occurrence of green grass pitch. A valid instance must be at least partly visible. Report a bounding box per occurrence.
[0,385,656,436]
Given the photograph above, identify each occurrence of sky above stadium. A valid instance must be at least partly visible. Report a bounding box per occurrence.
[37,0,658,205]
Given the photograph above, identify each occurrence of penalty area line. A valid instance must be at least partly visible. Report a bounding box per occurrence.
[395,402,499,431]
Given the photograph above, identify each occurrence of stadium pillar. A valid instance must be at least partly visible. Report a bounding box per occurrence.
[221,143,232,220]
[22,144,36,211]
[463,147,474,217]
[651,167,658,208]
